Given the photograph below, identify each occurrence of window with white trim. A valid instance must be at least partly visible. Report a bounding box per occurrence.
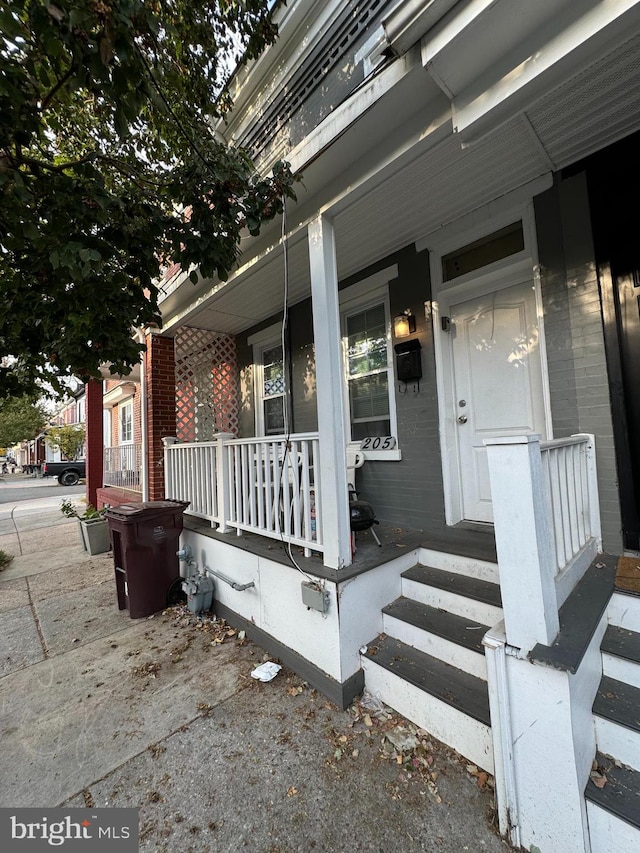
[260,342,285,435]
[119,400,133,444]
[340,270,398,445]
[249,323,287,437]
[344,303,391,440]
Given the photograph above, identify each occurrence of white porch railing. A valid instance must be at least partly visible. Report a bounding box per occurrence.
[486,433,601,651]
[540,435,601,576]
[104,444,142,491]
[164,433,323,555]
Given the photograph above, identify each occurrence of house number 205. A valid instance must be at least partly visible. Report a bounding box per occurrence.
[360,436,396,450]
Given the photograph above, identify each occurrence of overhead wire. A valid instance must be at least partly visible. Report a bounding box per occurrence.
[277,197,316,582]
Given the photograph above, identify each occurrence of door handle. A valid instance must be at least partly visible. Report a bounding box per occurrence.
[457,415,468,424]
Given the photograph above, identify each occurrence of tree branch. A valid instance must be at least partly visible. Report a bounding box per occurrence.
[39,65,77,112]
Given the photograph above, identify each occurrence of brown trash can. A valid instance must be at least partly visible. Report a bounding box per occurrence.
[105,500,189,619]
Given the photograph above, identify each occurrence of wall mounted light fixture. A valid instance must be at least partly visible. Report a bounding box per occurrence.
[393,309,416,338]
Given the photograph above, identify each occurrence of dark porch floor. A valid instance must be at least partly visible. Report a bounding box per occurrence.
[183,516,497,582]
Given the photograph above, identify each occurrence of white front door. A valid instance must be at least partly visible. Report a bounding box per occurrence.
[448,277,547,522]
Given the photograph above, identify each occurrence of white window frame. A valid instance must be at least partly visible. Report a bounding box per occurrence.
[248,322,286,437]
[119,399,134,445]
[339,266,401,460]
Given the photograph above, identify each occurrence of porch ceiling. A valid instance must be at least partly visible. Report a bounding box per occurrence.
[163,31,640,339]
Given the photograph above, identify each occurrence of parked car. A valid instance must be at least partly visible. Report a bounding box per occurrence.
[41,460,86,486]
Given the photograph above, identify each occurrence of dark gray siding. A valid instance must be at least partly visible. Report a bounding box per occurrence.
[350,247,446,531]
[535,175,622,554]
[236,244,447,532]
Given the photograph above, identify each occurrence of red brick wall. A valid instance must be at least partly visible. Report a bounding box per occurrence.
[145,333,176,500]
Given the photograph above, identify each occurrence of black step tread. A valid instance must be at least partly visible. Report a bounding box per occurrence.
[585,752,640,830]
[602,625,640,666]
[402,564,502,609]
[364,634,491,727]
[382,597,489,654]
[593,676,640,733]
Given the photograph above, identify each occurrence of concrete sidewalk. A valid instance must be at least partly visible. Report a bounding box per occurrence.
[0,508,511,852]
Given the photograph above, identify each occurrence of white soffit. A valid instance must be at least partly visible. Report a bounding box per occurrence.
[334,114,549,280]
[525,34,640,169]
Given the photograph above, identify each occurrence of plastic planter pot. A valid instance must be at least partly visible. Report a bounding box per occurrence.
[79,517,111,555]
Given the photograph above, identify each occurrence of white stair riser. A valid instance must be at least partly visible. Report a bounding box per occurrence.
[608,592,640,631]
[402,578,502,627]
[594,717,640,772]
[587,801,640,853]
[382,613,488,681]
[418,549,499,583]
[602,652,640,690]
[361,656,494,774]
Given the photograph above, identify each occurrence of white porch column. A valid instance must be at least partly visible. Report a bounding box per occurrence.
[308,214,352,569]
[485,434,559,650]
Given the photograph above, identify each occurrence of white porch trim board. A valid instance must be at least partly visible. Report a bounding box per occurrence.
[382,611,488,680]
[400,574,502,626]
[602,648,640,690]
[607,590,640,632]
[593,716,640,773]
[587,802,640,853]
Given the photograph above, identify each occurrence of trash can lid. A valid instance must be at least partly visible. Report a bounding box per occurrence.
[105,500,190,519]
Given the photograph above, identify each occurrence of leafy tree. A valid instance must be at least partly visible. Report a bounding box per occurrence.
[0,1,295,397]
[0,395,46,445]
[46,422,85,458]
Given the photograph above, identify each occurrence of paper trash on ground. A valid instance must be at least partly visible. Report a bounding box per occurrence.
[250,661,282,682]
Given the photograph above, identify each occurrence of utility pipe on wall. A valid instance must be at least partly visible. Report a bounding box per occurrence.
[136,328,149,502]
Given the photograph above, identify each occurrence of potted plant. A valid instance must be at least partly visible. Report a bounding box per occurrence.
[60,499,111,555]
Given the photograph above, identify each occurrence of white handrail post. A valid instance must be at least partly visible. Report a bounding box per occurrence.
[214,432,234,533]
[162,437,178,499]
[573,433,601,552]
[485,434,559,650]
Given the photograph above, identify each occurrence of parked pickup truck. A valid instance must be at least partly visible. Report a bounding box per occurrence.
[41,460,86,486]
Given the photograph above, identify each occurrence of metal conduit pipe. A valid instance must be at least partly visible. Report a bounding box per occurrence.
[203,566,255,592]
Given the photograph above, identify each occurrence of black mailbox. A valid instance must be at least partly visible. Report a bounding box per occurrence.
[394,338,422,383]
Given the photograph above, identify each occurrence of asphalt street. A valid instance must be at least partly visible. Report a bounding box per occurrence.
[0,475,84,506]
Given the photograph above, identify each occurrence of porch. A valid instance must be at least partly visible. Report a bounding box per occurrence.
[167,427,620,853]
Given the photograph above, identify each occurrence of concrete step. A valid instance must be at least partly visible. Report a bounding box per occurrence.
[585,753,640,853]
[401,564,502,627]
[382,597,489,680]
[602,625,640,690]
[361,634,493,774]
[593,676,640,772]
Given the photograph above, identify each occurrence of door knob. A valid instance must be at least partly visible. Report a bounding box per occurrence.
[457,415,468,424]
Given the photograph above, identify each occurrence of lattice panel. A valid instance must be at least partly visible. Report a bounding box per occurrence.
[174,327,239,442]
